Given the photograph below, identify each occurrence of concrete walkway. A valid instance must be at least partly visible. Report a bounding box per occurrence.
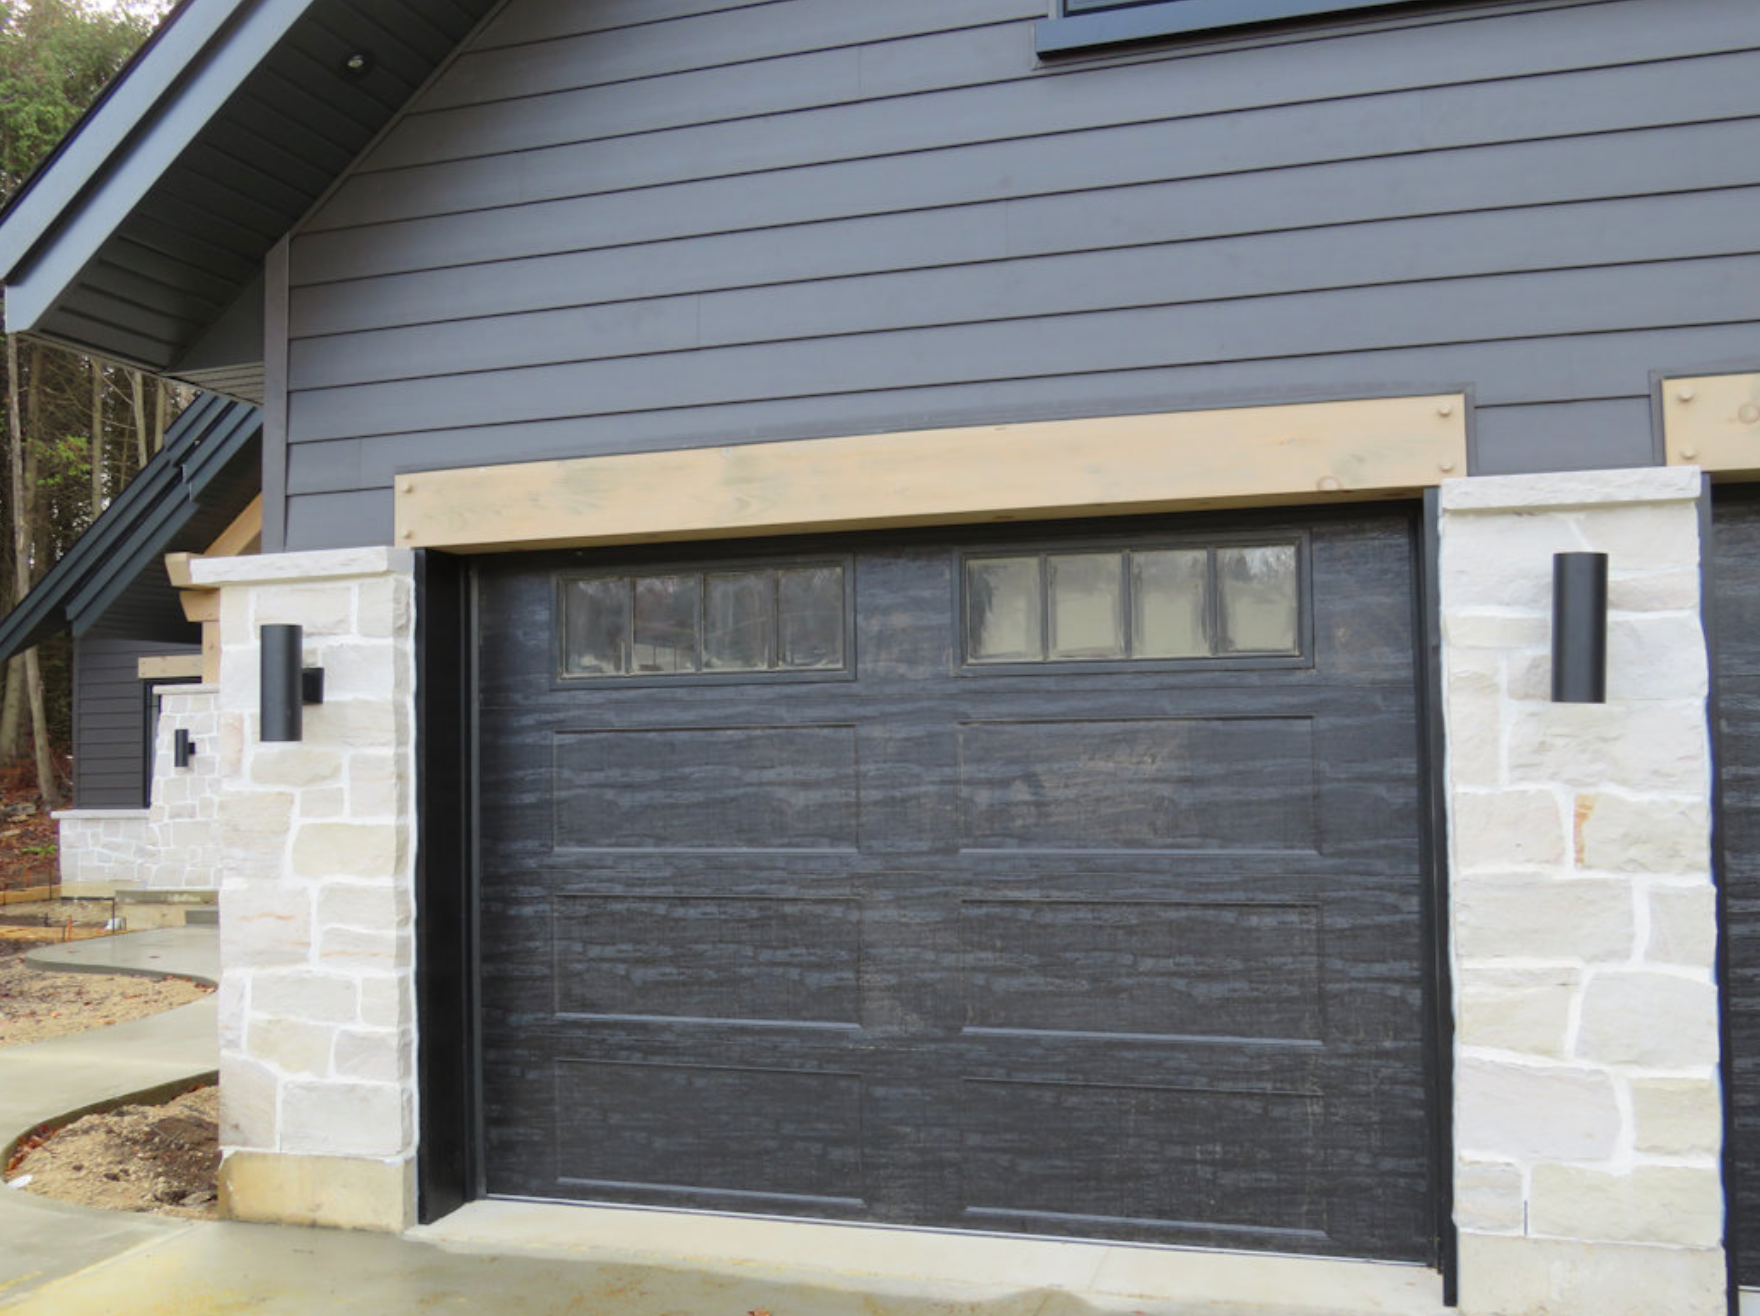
[0,929,1448,1316]
[0,928,218,1305]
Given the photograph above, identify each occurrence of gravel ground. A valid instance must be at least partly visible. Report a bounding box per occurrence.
[0,942,211,1048]
[5,1085,219,1218]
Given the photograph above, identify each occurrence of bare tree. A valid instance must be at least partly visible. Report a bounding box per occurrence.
[7,335,63,806]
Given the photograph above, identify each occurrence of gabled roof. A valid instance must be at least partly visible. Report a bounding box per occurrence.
[0,0,496,402]
[0,394,261,660]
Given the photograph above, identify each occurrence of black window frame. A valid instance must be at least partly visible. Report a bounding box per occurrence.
[1037,0,1445,57]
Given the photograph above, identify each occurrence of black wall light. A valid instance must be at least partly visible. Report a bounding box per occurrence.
[261,624,326,742]
[173,729,195,769]
[1552,552,1608,704]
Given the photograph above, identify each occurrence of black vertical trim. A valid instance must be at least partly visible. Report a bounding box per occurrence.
[415,548,476,1222]
[1703,479,1739,1316]
[1417,488,1458,1303]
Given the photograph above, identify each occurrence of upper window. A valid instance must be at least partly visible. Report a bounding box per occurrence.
[962,539,1303,666]
[1038,0,1435,57]
[558,563,847,681]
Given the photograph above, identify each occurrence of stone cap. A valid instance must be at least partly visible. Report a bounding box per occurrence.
[1442,467,1703,513]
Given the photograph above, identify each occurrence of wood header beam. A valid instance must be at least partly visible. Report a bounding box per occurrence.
[207,493,262,558]
[395,394,1468,554]
[1662,372,1760,477]
[137,654,203,681]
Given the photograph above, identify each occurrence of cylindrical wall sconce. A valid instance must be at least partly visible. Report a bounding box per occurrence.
[261,624,325,742]
[1552,552,1608,704]
[173,728,194,768]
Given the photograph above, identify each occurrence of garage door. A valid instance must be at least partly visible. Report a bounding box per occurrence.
[1713,491,1760,1286]
[474,509,1432,1261]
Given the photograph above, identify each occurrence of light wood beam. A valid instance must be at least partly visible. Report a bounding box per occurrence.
[1662,372,1760,477]
[395,394,1468,554]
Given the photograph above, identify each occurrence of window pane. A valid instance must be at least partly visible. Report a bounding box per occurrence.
[633,574,700,673]
[966,557,1043,662]
[778,566,845,670]
[1048,553,1125,659]
[705,571,776,671]
[1132,549,1209,658]
[1218,545,1299,653]
[561,577,630,676]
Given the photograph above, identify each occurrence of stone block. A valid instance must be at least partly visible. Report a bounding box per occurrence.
[280,1080,410,1158]
[298,788,347,820]
[1441,514,1585,609]
[317,881,411,933]
[220,1052,279,1151]
[1455,1059,1620,1162]
[250,1017,335,1078]
[216,972,248,1052]
[1632,1078,1722,1157]
[218,790,295,841]
[1440,466,1701,512]
[1528,1165,1722,1246]
[1505,651,1552,703]
[255,585,355,636]
[1452,876,1632,963]
[1646,883,1718,969]
[219,1150,415,1233]
[1575,793,1709,874]
[304,698,397,750]
[317,924,410,973]
[1504,703,1707,794]
[358,973,413,1030]
[355,577,413,640]
[252,746,345,788]
[348,753,403,819]
[1444,692,1502,790]
[1606,614,1708,703]
[318,641,401,701]
[250,969,357,1025]
[1451,791,1567,871]
[222,883,311,968]
[1456,1159,1524,1235]
[1456,1233,1724,1316]
[333,1028,413,1084]
[1581,503,1702,573]
[1607,568,1699,613]
[1576,971,1717,1068]
[1442,610,1550,654]
[292,823,399,880]
[1458,966,1578,1058]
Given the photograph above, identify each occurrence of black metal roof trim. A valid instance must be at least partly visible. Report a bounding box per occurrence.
[0,394,262,664]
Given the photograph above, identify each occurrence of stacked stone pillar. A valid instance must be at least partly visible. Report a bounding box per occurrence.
[1439,468,1723,1315]
[190,547,419,1232]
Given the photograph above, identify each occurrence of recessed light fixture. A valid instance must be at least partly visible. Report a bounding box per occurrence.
[339,50,374,78]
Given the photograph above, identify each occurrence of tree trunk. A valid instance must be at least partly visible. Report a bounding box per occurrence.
[7,335,62,806]
[90,357,103,517]
[153,377,167,452]
[129,369,148,468]
[0,657,22,760]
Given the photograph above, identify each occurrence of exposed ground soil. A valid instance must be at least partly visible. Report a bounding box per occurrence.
[0,941,211,1047]
[6,1084,219,1218]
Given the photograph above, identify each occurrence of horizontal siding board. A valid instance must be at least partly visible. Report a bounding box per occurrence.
[1472,398,1655,474]
[289,116,1760,337]
[372,0,1755,174]
[288,187,1760,390]
[294,89,1760,291]
[72,637,195,809]
[310,32,1760,234]
[286,252,1760,441]
[283,321,1760,501]
[423,0,1029,114]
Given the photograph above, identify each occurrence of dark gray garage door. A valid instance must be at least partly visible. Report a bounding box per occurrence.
[475,510,1432,1262]
[1713,491,1760,1287]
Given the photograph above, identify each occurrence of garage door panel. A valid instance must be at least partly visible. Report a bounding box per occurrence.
[956,716,1318,854]
[551,724,862,850]
[957,897,1324,1042]
[956,1078,1330,1243]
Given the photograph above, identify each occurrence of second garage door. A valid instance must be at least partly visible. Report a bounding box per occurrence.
[475,509,1433,1262]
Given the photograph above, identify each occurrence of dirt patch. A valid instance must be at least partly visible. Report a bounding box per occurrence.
[0,947,211,1048]
[5,1084,219,1218]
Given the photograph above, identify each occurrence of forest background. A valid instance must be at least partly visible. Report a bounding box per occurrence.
[0,0,182,808]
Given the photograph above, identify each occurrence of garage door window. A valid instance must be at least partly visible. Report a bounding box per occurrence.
[559,563,847,679]
[965,539,1301,665]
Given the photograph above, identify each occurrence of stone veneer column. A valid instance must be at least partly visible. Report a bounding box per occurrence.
[1440,468,1723,1315]
[189,547,418,1232]
[140,684,222,890]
